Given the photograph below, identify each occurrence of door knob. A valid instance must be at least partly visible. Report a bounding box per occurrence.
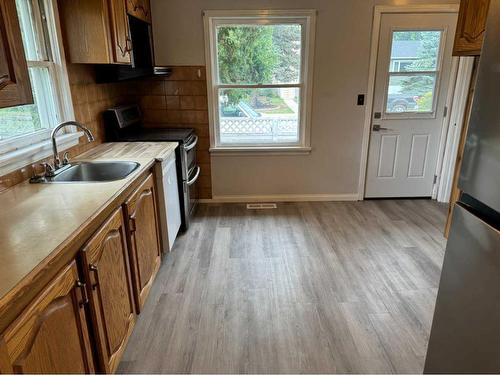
[372,124,392,132]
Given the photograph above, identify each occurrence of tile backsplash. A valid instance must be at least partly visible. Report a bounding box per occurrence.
[0,65,212,199]
[135,66,212,199]
[67,64,136,151]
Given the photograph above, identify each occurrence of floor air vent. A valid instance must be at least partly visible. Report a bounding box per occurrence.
[246,203,277,210]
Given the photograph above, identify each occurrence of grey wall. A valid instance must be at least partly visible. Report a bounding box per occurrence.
[151,0,459,199]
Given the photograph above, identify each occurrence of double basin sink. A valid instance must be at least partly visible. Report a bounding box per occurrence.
[41,161,140,183]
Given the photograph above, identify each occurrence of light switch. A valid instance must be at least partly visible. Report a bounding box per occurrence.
[357,94,365,106]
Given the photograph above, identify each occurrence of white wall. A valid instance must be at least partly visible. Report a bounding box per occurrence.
[151,0,459,200]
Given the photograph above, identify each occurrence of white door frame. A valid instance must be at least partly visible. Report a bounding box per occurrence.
[435,56,475,202]
[433,56,459,200]
[358,4,460,200]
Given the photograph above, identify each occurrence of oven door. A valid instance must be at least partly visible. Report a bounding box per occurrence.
[182,165,200,229]
[181,135,198,180]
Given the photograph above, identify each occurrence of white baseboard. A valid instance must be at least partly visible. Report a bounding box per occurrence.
[199,193,359,204]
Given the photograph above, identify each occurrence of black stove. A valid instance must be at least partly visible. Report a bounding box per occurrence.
[103,104,199,230]
[107,126,195,143]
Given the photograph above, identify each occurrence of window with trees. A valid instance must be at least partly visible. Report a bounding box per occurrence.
[204,10,316,151]
[385,30,444,115]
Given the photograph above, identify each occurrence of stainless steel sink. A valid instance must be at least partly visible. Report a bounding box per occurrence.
[49,161,140,182]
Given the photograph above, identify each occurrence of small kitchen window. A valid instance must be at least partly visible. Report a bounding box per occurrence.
[204,10,316,152]
[0,0,76,173]
[384,30,444,117]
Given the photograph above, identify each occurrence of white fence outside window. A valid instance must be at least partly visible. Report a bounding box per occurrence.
[220,117,298,143]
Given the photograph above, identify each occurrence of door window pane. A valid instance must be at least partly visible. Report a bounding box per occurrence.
[216,24,302,84]
[219,87,300,144]
[386,74,437,113]
[385,30,442,114]
[389,31,442,72]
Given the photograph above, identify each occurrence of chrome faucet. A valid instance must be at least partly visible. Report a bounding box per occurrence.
[51,121,95,170]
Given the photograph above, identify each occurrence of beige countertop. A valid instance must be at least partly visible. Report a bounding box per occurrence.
[0,142,177,309]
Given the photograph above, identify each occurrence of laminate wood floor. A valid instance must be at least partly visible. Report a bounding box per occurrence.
[118,200,448,374]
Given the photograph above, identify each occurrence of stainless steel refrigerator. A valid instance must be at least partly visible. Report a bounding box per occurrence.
[424,1,500,373]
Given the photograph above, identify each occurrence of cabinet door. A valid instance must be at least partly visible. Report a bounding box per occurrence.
[124,173,161,312]
[453,0,491,56]
[59,0,114,64]
[126,0,151,23]
[0,261,94,374]
[108,0,132,64]
[81,207,135,373]
[0,0,33,108]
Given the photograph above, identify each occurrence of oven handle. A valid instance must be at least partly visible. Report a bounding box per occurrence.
[186,166,200,186]
[184,135,198,151]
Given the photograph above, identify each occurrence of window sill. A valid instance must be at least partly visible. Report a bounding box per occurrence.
[0,132,83,176]
[209,146,312,156]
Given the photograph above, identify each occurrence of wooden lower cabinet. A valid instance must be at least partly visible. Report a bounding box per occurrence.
[81,206,136,373]
[0,261,94,374]
[0,170,165,373]
[124,173,162,312]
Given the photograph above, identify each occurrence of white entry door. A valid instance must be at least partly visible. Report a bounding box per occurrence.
[365,12,457,198]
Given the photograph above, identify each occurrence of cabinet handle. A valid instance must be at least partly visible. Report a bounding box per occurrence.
[76,281,89,307]
[125,37,132,54]
[118,44,125,57]
[89,265,99,290]
[118,38,132,58]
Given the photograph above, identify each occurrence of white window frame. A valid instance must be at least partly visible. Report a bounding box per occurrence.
[204,10,316,154]
[0,0,79,175]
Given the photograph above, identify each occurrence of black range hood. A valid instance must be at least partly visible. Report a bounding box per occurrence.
[95,65,171,83]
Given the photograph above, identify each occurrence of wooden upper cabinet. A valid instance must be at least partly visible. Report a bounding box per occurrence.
[124,173,161,312]
[109,0,133,64]
[453,0,491,56]
[58,0,131,64]
[0,261,95,374]
[81,206,135,374]
[0,0,33,108]
[126,0,151,23]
